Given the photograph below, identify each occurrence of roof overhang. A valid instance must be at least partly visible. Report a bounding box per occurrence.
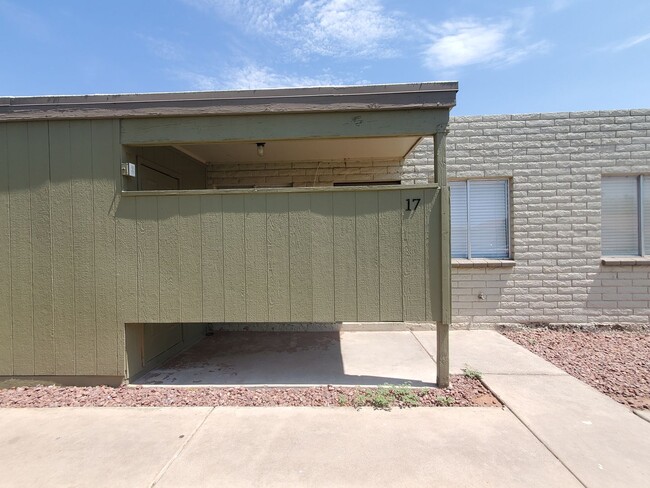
[0,82,457,121]
[174,136,422,165]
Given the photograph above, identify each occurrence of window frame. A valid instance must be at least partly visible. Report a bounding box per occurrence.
[450,178,511,260]
[601,174,648,257]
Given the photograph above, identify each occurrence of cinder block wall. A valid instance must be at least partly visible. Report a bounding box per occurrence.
[207,109,650,327]
[435,109,650,327]
[207,159,408,187]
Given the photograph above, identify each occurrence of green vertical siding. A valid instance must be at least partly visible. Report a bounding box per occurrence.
[333,193,357,321]
[401,188,427,321]
[222,195,246,322]
[200,195,225,321]
[179,195,202,322]
[266,194,291,322]
[115,194,137,375]
[2,119,125,376]
[50,121,75,375]
[0,116,443,379]
[289,193,313,322]
[117,187,440,325]
[356,191,380,321]
[92,120,119,375]
[7,123,34,375]
[158,196,181,323]
[0,123,12,375]
[310,193,335,322]
[378,191,403,321]
[29,122,55,374]
[136,196,159,324]
[70,121,96,374]
[244,194,268,322]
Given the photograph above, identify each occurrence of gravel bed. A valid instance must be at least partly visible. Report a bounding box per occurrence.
[501,328,650,410]
[0,376,499,409]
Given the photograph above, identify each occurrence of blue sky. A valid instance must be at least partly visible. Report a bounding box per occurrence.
[1,0,649,115]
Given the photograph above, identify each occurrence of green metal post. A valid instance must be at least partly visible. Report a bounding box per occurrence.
[434,131,451,388]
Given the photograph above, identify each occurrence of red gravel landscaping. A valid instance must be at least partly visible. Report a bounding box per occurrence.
[0,376,499,409]
[501,327,650,410]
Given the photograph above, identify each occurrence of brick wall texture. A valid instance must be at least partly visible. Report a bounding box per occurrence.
[208,109,650,327]
[207,158,407,188]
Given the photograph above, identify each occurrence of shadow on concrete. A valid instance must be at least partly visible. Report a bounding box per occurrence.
[132,331,437,387]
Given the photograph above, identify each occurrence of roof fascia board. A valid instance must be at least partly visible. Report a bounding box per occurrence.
[0,82,458,121]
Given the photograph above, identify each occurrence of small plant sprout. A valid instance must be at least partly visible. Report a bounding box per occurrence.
[462,365,482,380]
[435,395,455,406]
[349,383,423,410]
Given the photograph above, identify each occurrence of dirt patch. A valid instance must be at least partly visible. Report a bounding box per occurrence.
[501,327,650,410]
[0,376,499,409]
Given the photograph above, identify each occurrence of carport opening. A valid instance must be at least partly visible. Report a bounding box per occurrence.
[125,324,437,387]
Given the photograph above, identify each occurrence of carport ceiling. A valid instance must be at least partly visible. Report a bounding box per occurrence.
[173,136,421,164]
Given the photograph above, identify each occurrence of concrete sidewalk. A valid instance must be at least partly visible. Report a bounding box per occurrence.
[414,330,650,488]
[0,407,580,488]
[1,330,649,487]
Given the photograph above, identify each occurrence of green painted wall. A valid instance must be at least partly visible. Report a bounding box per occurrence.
[119,187,442,326]
[0,117,444,379]
[1,119,122,377]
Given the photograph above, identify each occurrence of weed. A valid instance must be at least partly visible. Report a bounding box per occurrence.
[352,387,390,410]
[462,365,482,380]
[435,395,455,406]
[337,394,348,406]
[350,383,423,410]
[366,389,392,410]
[389,383,421,407]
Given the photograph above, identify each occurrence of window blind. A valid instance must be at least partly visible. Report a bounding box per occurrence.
[450,180,509,259]
[469,180,509,258]
[602,176,639,256]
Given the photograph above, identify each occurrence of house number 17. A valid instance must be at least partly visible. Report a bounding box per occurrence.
[405,198,420,211]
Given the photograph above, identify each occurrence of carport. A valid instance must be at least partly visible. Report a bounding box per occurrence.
[0,82,456,387]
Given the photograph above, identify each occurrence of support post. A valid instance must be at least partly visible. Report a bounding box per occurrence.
[434,131,451,388]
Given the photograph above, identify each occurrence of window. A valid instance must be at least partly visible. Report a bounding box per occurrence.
[601,176,650,256]
[450,180,509,259]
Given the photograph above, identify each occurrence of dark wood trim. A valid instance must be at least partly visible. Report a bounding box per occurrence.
[0,82,458,121]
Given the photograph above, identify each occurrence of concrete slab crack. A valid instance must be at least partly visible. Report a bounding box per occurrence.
[480,378,588,488]
[410,330,436,363]
[149,407,215,487]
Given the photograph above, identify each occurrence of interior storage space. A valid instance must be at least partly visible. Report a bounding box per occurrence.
[125,323,206,380]
[122,145,208,191]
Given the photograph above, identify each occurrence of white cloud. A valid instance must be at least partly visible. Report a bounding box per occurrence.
[608,32,650,52]
[183,0,295,32]
[182,0,400,59]
[423,18,548,71]
[175,63,349,91]
[292,0,399,58]
[175,71,222,91]
[548,0,574,12]
[139,35,184,61]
